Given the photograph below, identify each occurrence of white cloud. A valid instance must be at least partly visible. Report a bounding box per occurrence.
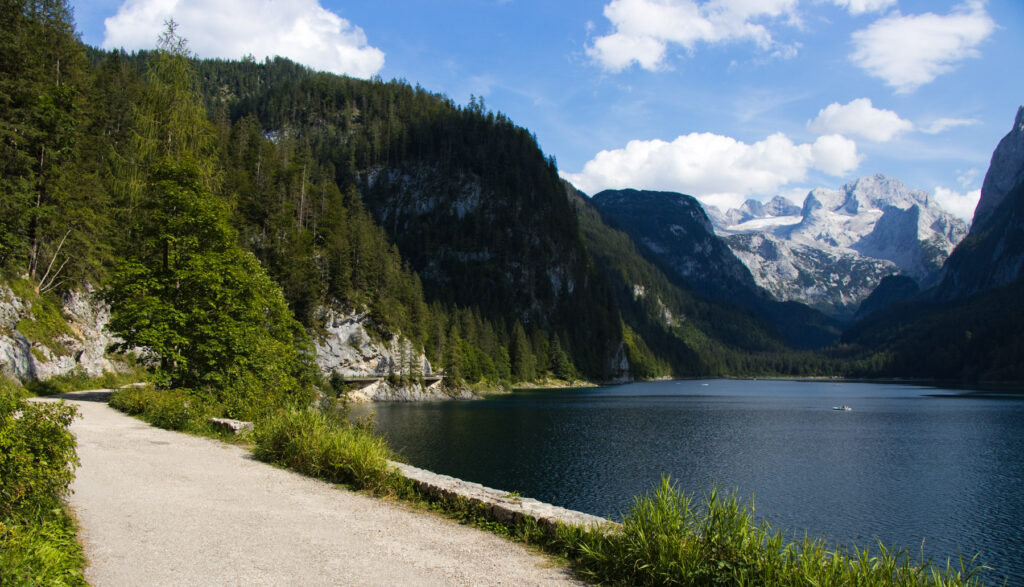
[933,186,980,222]
[808,98,913,142]
[831,0,897,15]
[849,1,995,93]
[562,131,860,208]
[920,117,981,134]
[587,0,800,72]
[956,168,981,189]
[811,134,862,176]
[102,0,385,78]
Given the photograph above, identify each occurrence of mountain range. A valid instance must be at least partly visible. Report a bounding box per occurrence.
[708,175,968,319]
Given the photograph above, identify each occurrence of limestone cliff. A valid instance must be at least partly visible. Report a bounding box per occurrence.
[0,284,122,381]
[314,309,475,401]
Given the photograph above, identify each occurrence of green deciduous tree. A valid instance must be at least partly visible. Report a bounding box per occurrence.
[103,23,313,418]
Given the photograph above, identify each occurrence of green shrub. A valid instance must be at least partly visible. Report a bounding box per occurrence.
[0,375,30,400]
[145,389,208,431]
[109,387,211,431]
[0,387,79,518]
[253,408,409,495]
[0,378,85,585]
[107,386,152,415]
[0,513,87,586]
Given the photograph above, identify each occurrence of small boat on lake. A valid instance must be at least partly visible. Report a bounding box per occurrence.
[832,405,852,411]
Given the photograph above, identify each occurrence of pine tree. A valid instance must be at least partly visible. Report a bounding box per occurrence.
[0,0,102,289]
[510,320,536,381]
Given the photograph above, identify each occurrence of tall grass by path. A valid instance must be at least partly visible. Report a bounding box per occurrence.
[252,407,411,496]
[558,476,987,586]
[26,365,152,397]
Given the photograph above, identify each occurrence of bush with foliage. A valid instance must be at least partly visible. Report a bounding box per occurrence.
[109,386,215,432]
[0,377,85,585]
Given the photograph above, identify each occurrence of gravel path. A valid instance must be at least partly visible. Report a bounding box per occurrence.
[39,391,580,586]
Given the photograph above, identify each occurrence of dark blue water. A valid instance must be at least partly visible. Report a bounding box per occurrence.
[355,380,1024,584]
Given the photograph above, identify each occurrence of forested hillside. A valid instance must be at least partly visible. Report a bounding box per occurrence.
[2,4,628,391]
[189,56,626,381]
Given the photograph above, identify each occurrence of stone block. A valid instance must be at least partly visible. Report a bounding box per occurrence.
[208,417,254,435]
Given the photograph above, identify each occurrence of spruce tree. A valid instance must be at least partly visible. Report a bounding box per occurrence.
[510,320,536,381]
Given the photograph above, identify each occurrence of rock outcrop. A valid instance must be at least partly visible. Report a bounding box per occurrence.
[314,308,475,401]
[935,106,1024,300]
[314,309,432,378]
[0,284,122,381]
[972,106,1024,232]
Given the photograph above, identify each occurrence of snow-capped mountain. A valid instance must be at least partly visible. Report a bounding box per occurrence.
[725,232,897,318]
[713,175,969,318]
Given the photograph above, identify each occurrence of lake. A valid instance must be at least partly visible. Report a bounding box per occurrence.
[354,379,1024,583]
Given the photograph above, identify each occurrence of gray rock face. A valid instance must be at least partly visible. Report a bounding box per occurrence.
[346,379,476,402]
[0,284,122,381]
[714,175,968,316]
[726,233,897,319]
[722,196,801,226]
[314,310,426,378]
[786,175,966,276]
[312,309,469,402]
[973,106,1024,232]
[935,107,1024,300]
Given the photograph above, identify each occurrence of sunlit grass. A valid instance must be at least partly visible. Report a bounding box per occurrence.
[252,407,411,496]
[557,476,986,586]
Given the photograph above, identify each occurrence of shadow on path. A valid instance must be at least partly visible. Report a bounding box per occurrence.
[49,390,113,403]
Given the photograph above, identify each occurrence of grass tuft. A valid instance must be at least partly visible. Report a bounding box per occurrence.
[26,367,151,397]
[252,408,411,496]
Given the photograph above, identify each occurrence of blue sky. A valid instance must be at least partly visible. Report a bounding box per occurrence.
[69,0,1023,220]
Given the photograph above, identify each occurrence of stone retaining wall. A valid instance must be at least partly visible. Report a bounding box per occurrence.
[391,461,612,532]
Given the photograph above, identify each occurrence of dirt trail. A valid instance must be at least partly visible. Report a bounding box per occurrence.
[39,391,579,586]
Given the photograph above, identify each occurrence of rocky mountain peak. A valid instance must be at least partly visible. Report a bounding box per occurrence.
[763,195,801,217]
[973,105,1024,232]
[802,174,931,222]
[935,106,1024,301]
[713,174,967,317]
